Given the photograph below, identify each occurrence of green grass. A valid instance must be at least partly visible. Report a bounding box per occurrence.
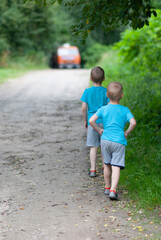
[95,47,161,212]
[0,68,28,84]
[0,53,48,84]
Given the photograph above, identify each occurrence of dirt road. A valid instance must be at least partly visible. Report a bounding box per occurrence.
[0,70,158,240]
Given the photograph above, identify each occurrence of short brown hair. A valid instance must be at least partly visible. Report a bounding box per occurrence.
[90,66,105,84]
[107,82,123,101]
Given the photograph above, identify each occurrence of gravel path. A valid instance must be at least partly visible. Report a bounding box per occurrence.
[0,69,159,240]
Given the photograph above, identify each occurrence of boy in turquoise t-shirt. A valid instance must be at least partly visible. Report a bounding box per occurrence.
[81,67,109,177]
[89,82,136,199]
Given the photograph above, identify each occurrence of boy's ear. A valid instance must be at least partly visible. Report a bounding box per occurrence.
[106,92,109,98]
[121,93,124,98]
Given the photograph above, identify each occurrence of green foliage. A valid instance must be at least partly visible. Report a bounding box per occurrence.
[98,46,161,210]
[98,10,161,210]
[0,38,10,67]
[0,0,123,68]
[25,0,157,43]
[0,0,77,67]
[82,43,109,68]
[10,51,47,68]
[68,0,156,43]
[0,0,55,60]
[114,10,161,73]
[0,38,10,54]
[0,51,47,84]
[153,0,161,9]
[0,1,52,53]
[90,27,123,46]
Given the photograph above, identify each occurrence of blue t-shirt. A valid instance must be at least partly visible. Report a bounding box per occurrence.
[96,104,134,146]
[81,86,109,125]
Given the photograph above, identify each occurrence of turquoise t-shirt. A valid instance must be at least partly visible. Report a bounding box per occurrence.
[81,86,109,125]
[96,104,134,146]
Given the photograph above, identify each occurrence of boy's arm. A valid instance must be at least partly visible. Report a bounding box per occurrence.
[82,102,88,128]
[124,117,136,138]
[89,114,104,135]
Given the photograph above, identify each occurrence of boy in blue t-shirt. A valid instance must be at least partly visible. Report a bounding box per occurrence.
[89,82,136,199]
[81,67,109,177]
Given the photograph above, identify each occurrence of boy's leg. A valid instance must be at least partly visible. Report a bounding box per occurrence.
[109,142,124,198]
[100,149,104,170]
[99,124,104,171]
[110,166,120,192]
[104,164,111,188]
[90,146,97,171]
[101,140,111,193]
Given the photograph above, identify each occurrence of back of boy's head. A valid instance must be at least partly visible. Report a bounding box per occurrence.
[90,66,105,84]
[107,82,123,101]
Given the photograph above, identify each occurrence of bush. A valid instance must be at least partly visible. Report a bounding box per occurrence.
[114,10,161,73]
[82,43,109,68]
[113,9,161,134]
[97,17,161,209]
[7,51,47,69]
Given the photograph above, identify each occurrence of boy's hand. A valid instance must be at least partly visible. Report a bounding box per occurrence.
[124,118,136,139]
[124,131,128,139]
[84,121,87,129]
[99,128,104,135]
[82,102,87,129]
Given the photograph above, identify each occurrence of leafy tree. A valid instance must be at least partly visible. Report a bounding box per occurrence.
[0,0,75,57]
[0,0,56,54]
[153,0,161,9]
[25,0,157,43]
[114,10,161,73]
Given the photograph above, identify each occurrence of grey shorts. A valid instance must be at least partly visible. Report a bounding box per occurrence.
[101,140,125,169]
[86,123,103,147]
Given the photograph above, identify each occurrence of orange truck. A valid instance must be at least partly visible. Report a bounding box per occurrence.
[57,44,81,69]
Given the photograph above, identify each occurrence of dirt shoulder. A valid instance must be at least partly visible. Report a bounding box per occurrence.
[0,70,160,240]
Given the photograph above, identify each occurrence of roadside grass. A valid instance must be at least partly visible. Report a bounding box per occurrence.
[93,155,161,238]
[94,47,161,215]
[0,68,29,84]
[0,53,48,84]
